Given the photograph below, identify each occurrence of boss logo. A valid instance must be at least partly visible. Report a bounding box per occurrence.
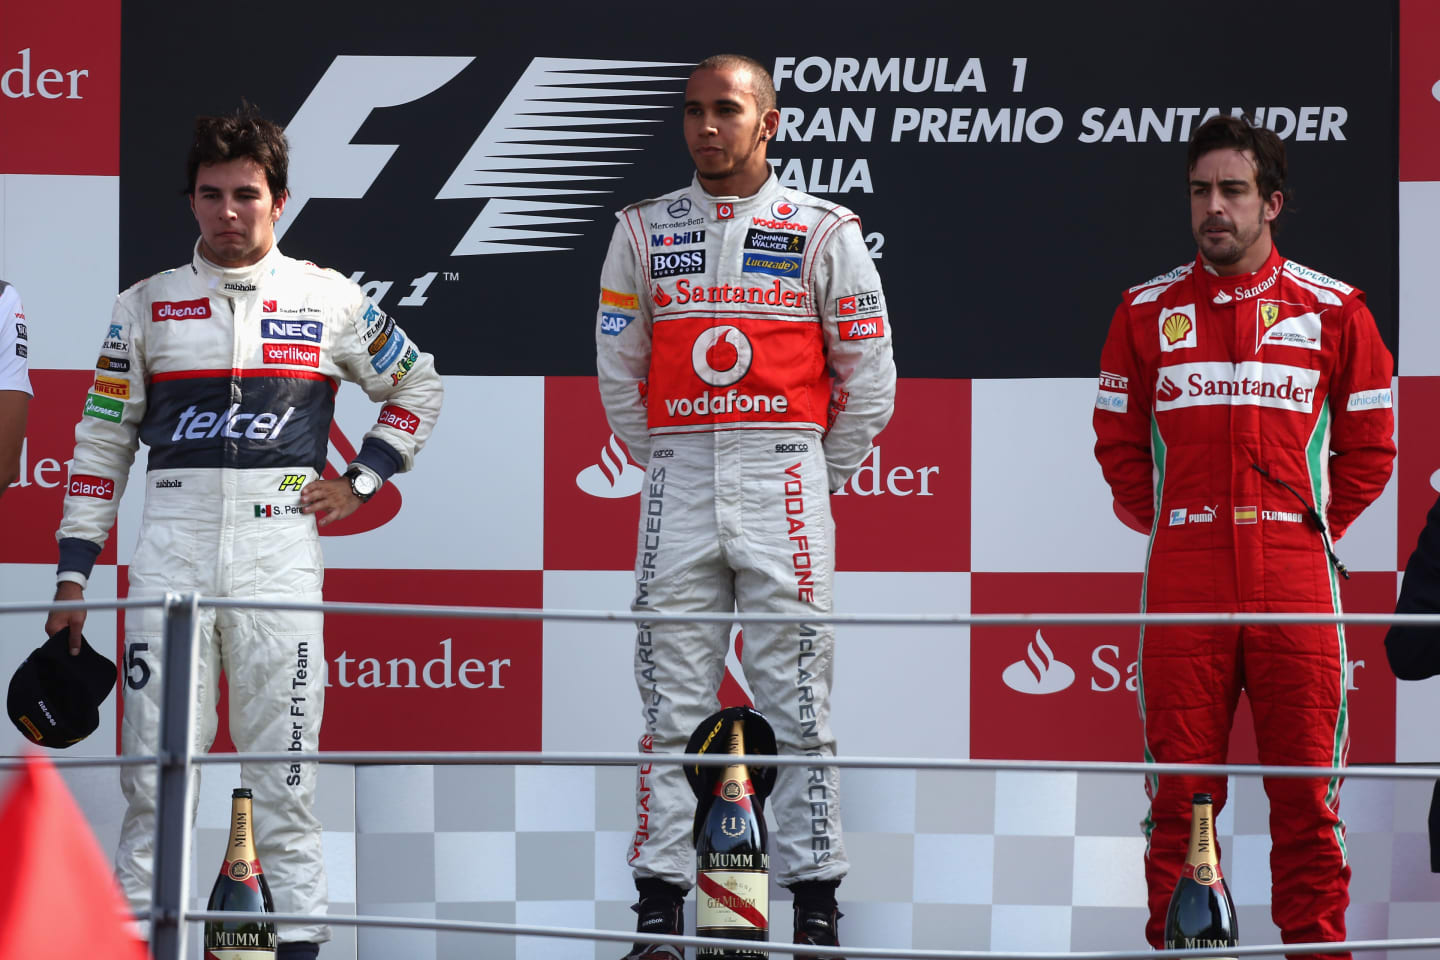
[650,250,706,278]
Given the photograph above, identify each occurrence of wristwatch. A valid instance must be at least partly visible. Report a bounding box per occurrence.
[344,466,379,503]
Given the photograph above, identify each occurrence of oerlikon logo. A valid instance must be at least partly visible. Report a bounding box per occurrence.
[575,434,644,499]
[1001,631,1075,694]
[278,56,687,255]
[692,326,753,388]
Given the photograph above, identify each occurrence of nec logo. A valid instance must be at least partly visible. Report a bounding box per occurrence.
[377,404,420,435]
[276,57,687,256]
[262,318,323,342]
[152,299,211,322]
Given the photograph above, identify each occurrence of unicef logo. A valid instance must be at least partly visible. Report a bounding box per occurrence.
[692,326,753,387]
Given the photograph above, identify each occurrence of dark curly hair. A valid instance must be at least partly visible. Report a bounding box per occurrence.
[1187,114,1291,233]
[186,101,289,198]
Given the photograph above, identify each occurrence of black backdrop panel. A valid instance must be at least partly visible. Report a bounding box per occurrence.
[120,3,1396,378]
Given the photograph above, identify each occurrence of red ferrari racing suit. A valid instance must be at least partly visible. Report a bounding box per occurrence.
[596,173,896,890]
[56,242,443,944]
[1093,247,1394,955]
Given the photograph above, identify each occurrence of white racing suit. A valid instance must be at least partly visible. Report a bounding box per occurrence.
[56,242,443,944]
[596,174,896,888]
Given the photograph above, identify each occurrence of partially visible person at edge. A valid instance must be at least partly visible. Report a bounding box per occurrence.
[595,54,896,959]
[1385,490,1440,874]
[1093,113,1395,957]
[0,279,32,495]
[45,104,444,957]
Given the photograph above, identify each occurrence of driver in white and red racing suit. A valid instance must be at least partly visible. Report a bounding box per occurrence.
[597,159,894,959]
[50,107,442,956]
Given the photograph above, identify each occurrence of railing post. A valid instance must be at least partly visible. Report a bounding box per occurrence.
[150,591,200,960]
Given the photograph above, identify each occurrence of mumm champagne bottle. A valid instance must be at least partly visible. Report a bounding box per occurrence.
[204,788,277,959]
[1164,792,1239,953]
[695,719,769,958]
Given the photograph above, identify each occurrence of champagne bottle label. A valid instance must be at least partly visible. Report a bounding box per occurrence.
[696,870,769,930]
[1180,860,1223,885]
[223,857,264,883]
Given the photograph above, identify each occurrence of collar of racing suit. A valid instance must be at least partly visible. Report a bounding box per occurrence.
[190,239,283,300]
[688,170,785,216]
[1196,244,1284,293]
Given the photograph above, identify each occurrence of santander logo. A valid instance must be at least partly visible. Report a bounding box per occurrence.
[575,434,644,499]
[1001,631,1075,694]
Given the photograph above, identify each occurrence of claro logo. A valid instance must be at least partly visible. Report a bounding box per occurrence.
[66,474,114,500]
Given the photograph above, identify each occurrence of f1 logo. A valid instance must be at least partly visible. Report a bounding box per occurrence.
[716,202,734,220]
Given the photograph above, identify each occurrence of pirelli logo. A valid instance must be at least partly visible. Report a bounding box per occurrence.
[600,288,638,310]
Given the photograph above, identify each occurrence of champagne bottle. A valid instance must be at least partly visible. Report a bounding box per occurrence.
[1163,792,1239,954]
[204,788,277,959]
[695,719,769,959]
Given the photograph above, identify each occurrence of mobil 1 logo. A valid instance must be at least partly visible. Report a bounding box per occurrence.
[651,249,706,278]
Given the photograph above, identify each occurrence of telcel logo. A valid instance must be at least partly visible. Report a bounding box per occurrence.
[172,404,296,441]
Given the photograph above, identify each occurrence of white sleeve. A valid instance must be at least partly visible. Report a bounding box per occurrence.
[0,284,33,396]
[594,213,654,463]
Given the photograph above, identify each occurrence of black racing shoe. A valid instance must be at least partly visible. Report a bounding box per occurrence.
[276,944,320,960]
[793,901,844,959]
[619,890,685,960]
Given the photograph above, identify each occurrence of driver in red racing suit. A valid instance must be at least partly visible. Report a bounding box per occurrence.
[1093,115,1393,957]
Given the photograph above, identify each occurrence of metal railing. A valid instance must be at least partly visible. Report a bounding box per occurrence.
[3,594,1438,959]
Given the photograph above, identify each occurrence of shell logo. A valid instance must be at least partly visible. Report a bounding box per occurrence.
[1162,312,1193,345]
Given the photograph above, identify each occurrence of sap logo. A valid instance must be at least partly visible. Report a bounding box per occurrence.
[262,318,323,342]
[651,250,705,278]
[277,57,686,256]
[1001,631,1075,694]
[152,299,211,322]
[600,312,632,336]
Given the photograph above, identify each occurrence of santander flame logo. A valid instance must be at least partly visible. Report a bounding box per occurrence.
[1001,630,1075,695]
[575,433,644,499]
[1156,376,1182,403]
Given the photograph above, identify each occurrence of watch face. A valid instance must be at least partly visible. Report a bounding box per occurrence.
[352,472,378,496]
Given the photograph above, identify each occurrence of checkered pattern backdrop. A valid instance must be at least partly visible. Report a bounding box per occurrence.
[6,1,1440,957]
